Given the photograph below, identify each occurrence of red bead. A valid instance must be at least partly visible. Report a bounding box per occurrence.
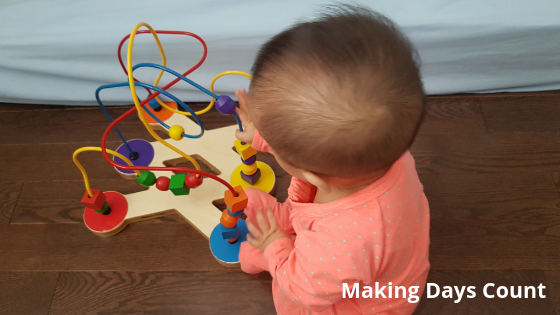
[184,173,203,189]
[155,176,170,191]
[81,189,106,210]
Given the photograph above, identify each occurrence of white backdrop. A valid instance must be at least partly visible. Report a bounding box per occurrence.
[1,0,559,105]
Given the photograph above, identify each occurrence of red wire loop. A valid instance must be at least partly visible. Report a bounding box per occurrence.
[101,30,237,195]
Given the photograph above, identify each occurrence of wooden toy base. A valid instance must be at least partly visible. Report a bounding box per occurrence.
[91,106,276,267]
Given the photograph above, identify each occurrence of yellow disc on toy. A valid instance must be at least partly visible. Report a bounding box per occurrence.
[168,125,184,141]
[231,161,275,194]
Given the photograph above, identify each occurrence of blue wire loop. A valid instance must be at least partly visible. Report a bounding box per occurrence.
[132,63,244,132]
[96,62,244,144]
[96,82,204,138]
[132,63,220,100]
[232,112,244,132]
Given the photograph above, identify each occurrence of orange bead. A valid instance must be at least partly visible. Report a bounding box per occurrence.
[224,185,248,213]
[220,210,239,228]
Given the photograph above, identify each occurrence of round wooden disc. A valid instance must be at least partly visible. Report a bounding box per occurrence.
[84,191,128,235]
[143,101,177,124]
[230,161,275,194]
[209,219,249,267]
[113,139,155,175]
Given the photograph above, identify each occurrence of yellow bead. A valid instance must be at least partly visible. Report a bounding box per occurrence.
[169,125,184,141]
[241,162,258,175]
[234,140,257,160]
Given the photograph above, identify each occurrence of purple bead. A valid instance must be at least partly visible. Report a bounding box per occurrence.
[241,155,257,165]
[241,168,261,185]
[215,95,235,115]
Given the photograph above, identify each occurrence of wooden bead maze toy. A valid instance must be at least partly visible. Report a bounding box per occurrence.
[73,23,275,267]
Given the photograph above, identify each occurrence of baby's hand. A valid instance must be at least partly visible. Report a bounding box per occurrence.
[246,207,289,252]
[235,88,256,145]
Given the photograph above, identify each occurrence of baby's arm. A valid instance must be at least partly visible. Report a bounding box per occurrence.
[238,188,294,274]
[260,220,385,312]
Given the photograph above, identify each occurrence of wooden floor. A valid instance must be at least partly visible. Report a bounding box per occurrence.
[1,92,559,315]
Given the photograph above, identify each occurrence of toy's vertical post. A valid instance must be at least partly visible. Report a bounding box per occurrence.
[234,140,262,185]
[220,185,248,243]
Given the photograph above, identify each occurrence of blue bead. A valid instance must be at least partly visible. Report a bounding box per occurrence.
[221,224,239,239]
[227,208,244,217]
[148,98,161,109]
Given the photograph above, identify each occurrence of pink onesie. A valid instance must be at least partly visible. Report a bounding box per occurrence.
[239,131,430,315]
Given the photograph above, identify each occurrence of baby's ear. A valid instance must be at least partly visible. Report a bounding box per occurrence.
[301,170,331,193]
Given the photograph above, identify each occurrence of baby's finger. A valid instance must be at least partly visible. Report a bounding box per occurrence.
[235,107,251,124]
[235,129,253,144]
[266,207,278,230]
[237,88,249,113]
[245,218,263,239]
[255,208,270,232]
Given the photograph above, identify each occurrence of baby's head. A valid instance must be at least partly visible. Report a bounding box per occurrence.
[248,5,425,181]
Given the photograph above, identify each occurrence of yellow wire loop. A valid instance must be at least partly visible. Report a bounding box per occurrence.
[127,22,201,173]
[73,147,140,197]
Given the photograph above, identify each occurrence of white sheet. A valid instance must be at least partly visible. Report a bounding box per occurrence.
[1,0,559,105]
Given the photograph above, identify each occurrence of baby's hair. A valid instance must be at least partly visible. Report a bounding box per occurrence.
[249,4,425,177]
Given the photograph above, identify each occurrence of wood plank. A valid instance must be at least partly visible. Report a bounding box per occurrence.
[418,97,487,135]
[481,94,560,133]
[428,89,560,99]
[429,231,560,270]
[2,218,558,272]
[554,172,560,196]
[0,102,68,111]
[414,270,556,314]
[422,173,560,236]
[0,141,135,181]
[410,132,560,175]
[49,271,274,315]
[544,271,560,314]
[421,172,560,270]
[0,182,23,224]
[0,272,59,315]
[0,107,157,145]
[0,103,237,145]
[0,222,234,271]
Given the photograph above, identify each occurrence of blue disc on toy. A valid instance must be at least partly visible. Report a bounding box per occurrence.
[209,219,249,265]
[113,139,155,175]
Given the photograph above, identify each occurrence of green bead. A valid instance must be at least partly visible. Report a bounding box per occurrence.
[137,171,157,187]
[95,201,110,213]
[169,174,190,196]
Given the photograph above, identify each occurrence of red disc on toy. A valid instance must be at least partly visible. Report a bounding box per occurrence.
[185,172,203,188]
[155,176,170,191]
[84,191,128,234]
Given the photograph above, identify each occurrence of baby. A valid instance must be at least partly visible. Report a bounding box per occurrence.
[234,5,430,315]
